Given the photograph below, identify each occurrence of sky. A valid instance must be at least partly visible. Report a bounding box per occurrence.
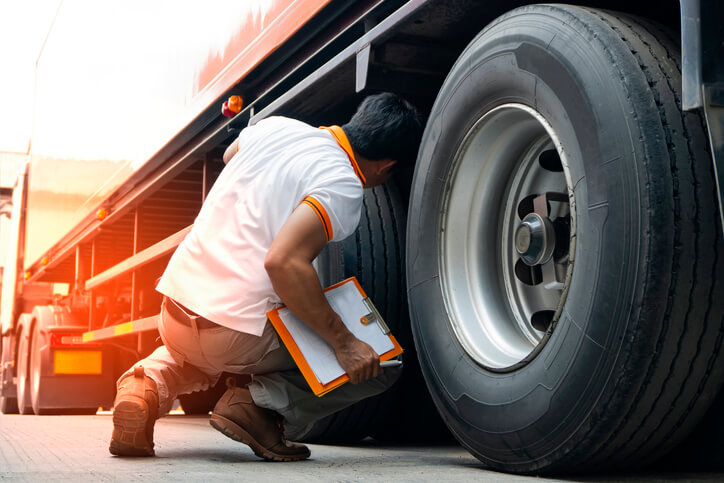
[0,0,61,154]
[0,0,286,165]
[0,0,277,158]
[0,0,301,265]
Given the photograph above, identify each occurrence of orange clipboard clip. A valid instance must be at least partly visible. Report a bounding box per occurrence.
[267,277,403,396]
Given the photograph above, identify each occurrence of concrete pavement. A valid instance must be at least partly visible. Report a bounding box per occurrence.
[0,413,721,482]
[0,412,501,482]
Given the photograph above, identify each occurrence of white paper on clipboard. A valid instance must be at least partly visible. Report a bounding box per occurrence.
[273,280,395,385]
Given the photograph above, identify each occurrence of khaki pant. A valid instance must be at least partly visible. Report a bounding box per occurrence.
[117,299,400,439]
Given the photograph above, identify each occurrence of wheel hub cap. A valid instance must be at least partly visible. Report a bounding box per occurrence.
[515,213,555,266]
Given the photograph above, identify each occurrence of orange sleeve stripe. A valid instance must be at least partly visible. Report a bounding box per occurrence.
[301,196,333,242]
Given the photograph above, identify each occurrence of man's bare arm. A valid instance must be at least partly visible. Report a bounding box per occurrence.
[264,203,380,384]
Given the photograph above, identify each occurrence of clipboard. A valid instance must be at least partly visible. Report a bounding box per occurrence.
[266,277,403,396]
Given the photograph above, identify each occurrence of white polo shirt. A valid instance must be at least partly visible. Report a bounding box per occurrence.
[156,116,365,336]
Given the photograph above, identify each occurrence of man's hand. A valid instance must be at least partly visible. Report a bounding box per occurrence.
[266,202,382,385]
[333,335,381,384]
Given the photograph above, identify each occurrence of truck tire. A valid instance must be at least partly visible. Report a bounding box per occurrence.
[667,386,724,470]
[29,321,44,414]
[0,395,18,414]
[27,322,92,415]
[16,323,34,415]
[0,337,20,414]
[406,5,724,474]
[300,183,446,443]
[28,306,111,415]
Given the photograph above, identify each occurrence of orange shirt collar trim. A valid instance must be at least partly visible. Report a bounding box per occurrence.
[319,125,366,185]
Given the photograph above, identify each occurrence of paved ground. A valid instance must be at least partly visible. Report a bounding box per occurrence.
[0,413,721,482]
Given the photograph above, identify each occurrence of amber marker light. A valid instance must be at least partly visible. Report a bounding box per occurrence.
[42,257,50,266]
[24,271,31,280]
[221,95,243,117]
[97,208,108,220]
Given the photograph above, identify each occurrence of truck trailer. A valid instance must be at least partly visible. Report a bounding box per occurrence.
[1,0,723,474]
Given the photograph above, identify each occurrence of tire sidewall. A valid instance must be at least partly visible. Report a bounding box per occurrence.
[30,323,42,415]
[16,324,32,414]
[407,7,662,471]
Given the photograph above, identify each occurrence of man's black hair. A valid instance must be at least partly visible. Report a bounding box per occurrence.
[342,92,423,167]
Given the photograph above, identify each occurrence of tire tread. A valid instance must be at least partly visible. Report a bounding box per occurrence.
[408,3,724,473]
[557,7,724,470]
[301,185,420,443]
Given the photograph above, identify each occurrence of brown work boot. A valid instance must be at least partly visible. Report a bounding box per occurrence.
[209,378,310,462]
[109,366,159,456]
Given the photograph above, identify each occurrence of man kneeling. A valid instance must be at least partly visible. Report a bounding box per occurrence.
[109,93,422,461]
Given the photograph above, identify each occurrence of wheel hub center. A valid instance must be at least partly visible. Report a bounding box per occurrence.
[515,213,555,266]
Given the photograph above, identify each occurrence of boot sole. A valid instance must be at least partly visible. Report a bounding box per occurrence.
[109,399,155,457]
[209,414,309,462]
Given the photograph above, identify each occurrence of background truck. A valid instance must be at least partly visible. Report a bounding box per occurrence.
[1,0,722,474]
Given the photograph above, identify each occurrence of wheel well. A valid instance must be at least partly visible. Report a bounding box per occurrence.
[275,0,682,147]
[285,0,683,203]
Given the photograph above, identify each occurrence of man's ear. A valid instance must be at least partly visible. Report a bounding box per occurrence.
[376,159,397,175]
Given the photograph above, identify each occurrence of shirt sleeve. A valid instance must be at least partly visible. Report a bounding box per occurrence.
[303,174,363,243]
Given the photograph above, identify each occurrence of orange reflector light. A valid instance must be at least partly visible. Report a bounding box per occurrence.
[229,95,242,112]
[24,271,31,280]
[42,256,49,265]
[97,208,108,220]
[54,350,102,375]
[222,95,243,117]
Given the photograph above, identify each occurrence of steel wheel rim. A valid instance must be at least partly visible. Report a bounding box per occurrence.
[439,103,576,370]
